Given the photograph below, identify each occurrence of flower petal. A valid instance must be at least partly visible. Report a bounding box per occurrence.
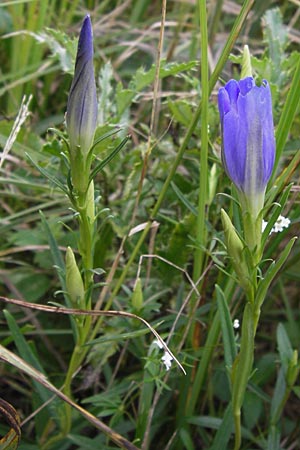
[218,77,275,206]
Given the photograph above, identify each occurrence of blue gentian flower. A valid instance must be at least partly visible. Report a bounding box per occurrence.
[66,15,97,156]
[218,77,275,217]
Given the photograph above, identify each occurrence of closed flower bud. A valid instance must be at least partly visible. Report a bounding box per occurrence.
[218,77,275,218]
[132,278,143,311]
[287,350,299,388]
[65,246,85,307]
[86,180,95,226]
[66,15,97,157]
[221,209,253,298]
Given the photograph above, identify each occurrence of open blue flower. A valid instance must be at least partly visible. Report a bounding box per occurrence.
[66,15,97,156]
[218,77,275,216]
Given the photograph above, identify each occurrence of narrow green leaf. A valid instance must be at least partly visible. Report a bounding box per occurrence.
[4,310,45,374]
[272,53,300,177]
[179,427,195,450]
[270,367,286,423]
[188,412,257,442]
[262,184,292,248]
[3,310,59,424]
[39,211,69,304]
[132,60,197,92]
[26,152,69,194]
[267,425,280,450]
[232,303,254,413]
[255,238,297,310]
[89,127,123,153]
[268,150,300,206]
[216,285,237,368]
[210,404,234,450]
[171,181,197,216]
[89,136,129,181]
[277,323,294,373]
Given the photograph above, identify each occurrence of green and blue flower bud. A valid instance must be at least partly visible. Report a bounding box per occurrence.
[218,77,275,217]
[218,47,275,260]
[66,15,98,195]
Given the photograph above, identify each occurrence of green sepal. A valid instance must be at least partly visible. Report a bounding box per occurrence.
[241,45,252,78]
[231,303,254,412]
[26,153,68,195]
[69,147,90,196]
[216,284,237,368]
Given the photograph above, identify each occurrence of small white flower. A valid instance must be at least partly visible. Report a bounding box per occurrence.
[262,215,291,235]
[233,319,240,329]
[161,352,173,371]
[153,339,163,350]
[153,339,174,371]
[272,215,291,233]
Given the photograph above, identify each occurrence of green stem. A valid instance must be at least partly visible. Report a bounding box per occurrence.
[42,342,91,448]
[240,192,264,266]
[56,179,95,440]
[231,302,255,450]
[184,277,236,416]
[62,344,83,427]
[193,0,209,283]
[233,411,241,450]
[79,210,94,291]
[208,0,223,46]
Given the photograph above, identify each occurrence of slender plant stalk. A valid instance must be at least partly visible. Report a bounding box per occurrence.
[193,0,209,286]
[184,276,236,416]
[208,0,223,46]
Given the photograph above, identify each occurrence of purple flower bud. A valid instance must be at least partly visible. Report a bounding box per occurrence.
[218,77,275,215]
[66,15,97,155]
